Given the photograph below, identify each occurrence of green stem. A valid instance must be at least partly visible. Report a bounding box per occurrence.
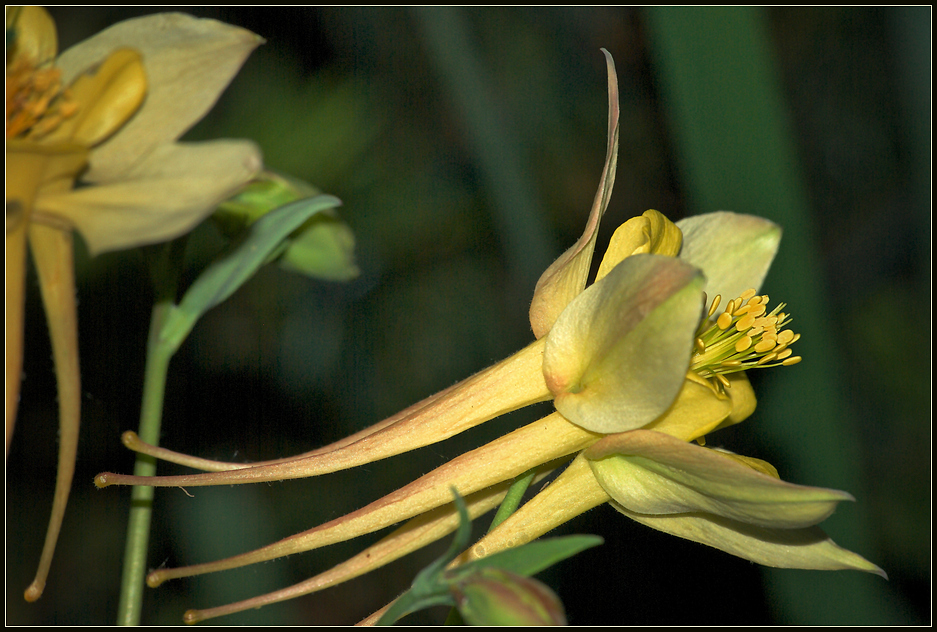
[488,469,536,534]
[116,241,186,625]
[116,319,172,625]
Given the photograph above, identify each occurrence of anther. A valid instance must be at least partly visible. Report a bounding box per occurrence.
[753,338,776,354]
[708,295,721,317]
[735,313,755,332]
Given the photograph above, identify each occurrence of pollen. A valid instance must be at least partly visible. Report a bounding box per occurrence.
[690,289,801,391]
[6,57,77,140]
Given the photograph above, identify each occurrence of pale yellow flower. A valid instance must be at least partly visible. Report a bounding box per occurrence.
[93,50,881,624]
[6,7,262,601]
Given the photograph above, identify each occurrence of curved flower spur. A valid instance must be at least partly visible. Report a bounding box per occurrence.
[94,50,883,624]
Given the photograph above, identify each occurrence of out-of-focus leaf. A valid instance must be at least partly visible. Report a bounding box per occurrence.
[160,194,341,350]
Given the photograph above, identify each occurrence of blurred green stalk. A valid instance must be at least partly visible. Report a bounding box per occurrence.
[116,240,186,625]
[643,6,897,624]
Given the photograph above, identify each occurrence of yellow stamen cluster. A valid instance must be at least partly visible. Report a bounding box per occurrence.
[6,57,77,140]
[690,288,801,391]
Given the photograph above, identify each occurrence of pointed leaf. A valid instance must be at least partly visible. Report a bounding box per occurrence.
[450,535,603,581]
[160,194,341,349]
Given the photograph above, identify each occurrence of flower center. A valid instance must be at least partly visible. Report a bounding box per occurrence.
[690,288,801,391]
[6,57,77,140]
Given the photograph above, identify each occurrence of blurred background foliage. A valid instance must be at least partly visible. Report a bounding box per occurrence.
[7,7,929,625]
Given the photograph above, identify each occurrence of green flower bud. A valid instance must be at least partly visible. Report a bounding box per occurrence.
[450,567,566,626]
[214,170,358,281]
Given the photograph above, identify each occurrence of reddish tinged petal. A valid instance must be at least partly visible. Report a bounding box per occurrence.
[181,483,513,624]
[145,413,595,586]
[97,339,550,488]
[544,254,704,433]
[529,49,619,339]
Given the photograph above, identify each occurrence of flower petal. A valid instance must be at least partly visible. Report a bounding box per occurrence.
[544,255,704,433]
[677,211,781,300]
[613,504,886,576]
[594,209,683,282]
[586,429,853,529]
[38,139,262,254]
[529,49,619,339]
[45,48,147,147]
[55,12,263,182]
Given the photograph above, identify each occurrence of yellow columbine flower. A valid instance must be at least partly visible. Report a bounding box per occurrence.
[6,7,262,601]
[93,50,881,624]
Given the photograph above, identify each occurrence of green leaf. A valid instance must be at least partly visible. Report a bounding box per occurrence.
[159,194,341,350]
[448,534,604,582]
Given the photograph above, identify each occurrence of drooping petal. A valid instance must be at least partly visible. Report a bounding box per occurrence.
[38,139,262,254]
[544,254,704,433]
[614,504,886,576]
[55,12,263,182]
[676,211,781,300]
[586,429,852,529]
[529,49,619,339]
[594,209,683,282]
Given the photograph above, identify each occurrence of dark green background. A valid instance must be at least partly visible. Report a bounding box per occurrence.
[7,7,929,625]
